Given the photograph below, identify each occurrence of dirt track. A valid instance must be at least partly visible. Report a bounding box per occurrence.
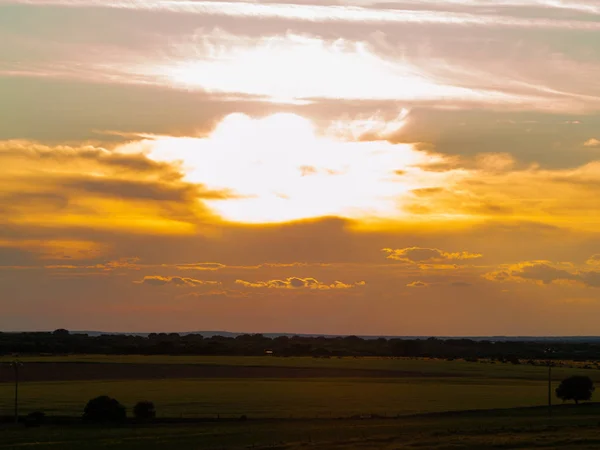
[0,363,457,382]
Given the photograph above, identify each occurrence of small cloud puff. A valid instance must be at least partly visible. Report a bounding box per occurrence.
[584,138,600,148]
[135,276,220,287]
[235,277,366,290]
[406,281,429,288]
[175,262,227,271]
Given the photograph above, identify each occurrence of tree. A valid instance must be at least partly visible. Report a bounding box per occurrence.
[52,329,70,337]
[555,376,595,404]
[83,396,126,423]
[133,401,156,420]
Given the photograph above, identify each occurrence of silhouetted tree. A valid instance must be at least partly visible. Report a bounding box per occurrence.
[133,401,156,420]
[83,396,126,423]
[556,376,595,404]
[52,329,70,337]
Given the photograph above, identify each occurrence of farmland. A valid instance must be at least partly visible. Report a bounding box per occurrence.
[1,356,600,448]
[3,405,600,449]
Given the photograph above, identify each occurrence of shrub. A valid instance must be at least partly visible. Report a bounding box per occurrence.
[133,401,156,420]
[83,396,126,423]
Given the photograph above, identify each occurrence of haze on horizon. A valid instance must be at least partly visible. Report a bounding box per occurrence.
[1,0,600,335]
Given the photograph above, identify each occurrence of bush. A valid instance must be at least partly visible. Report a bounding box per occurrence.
[133,401,156,420]
[556,376,595,404]
[83,396,127,423]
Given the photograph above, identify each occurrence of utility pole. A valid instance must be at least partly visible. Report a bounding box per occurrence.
[10,361,23,424]
[545,348,554,418]
[548,360,552,417]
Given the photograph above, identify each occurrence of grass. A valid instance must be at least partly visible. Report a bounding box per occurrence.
[1,354,598,381]
[0,377,556,418]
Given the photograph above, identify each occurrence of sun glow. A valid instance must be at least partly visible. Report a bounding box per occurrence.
[158,33,500,103]
[141,113,452,223]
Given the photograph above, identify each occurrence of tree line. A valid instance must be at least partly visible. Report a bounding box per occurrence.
[3,330,600,361]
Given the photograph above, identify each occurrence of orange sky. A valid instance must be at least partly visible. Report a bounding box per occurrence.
[1,0,600,334]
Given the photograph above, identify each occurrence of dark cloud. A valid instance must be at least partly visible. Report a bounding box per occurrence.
[383,247,482,263]
[64,178,229,202]
[485,261,600,288]
[516,263,578,285]
[0,141,232,250]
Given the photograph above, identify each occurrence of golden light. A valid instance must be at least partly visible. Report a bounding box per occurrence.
[142,113,452,223]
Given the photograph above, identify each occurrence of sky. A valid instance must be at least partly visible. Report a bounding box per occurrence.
[1,0,600,335]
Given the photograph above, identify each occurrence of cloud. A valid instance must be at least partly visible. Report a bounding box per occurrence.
[511,262,578,285]
[580,271,600,288]
[136,276,220,287]
[181,289,250,299]
[584,138,600,148]
[0,239,107,261]
[587,255,600,266]
[10,0,600,30]
[484,261,600,288]
[46,257,141,271]
[400,160,600,230]
[142,113,451,223]
[0,140,228,244]
[175,262,227,271]
[407,281,429,288]
[383,247,482,263]
[235,277,366,290]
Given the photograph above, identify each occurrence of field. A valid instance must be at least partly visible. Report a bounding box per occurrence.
[2,356,600,448]
[3,406,600,449]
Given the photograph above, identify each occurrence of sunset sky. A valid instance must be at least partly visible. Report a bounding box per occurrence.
[1,0,600,335]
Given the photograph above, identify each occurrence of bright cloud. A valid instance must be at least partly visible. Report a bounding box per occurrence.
[136,276,221,287]
[155,33,513,104]
[235,277,366,289]
[9,0,600,30]
[584,138,600,147]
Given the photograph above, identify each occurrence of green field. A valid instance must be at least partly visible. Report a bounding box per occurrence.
[1,356,599,448]
[0,377,558,418]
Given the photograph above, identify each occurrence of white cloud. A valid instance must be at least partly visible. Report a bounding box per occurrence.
[10,0,600,30]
